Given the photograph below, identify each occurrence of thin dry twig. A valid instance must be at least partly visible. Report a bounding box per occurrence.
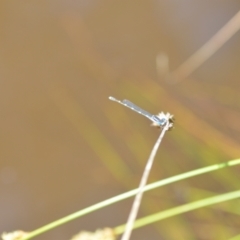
[120,119,173,240]
[168,10,240,82]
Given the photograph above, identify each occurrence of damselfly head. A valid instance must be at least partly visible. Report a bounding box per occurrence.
[152,112,174,130]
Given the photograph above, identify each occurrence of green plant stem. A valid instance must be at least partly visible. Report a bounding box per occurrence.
[115,190,240,235]
[229,234,240,240]
[20,158,240,240]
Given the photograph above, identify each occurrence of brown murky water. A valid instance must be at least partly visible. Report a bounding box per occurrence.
[1,1,240,240]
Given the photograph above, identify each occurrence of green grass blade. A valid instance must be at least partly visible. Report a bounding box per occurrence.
[115,190,240,234]
[20,158,240,240]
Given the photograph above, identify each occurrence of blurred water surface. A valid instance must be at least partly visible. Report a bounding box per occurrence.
[1,1,240,239]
